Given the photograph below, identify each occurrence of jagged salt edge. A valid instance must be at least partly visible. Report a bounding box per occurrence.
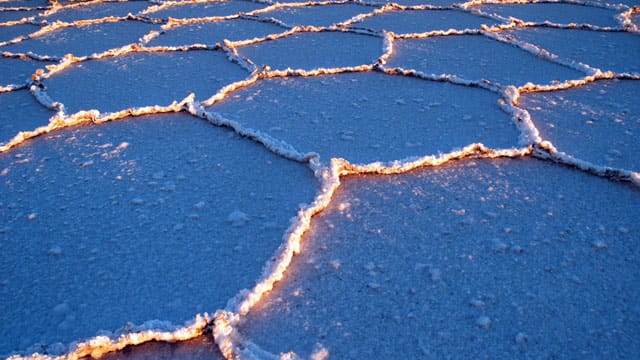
[500,85,542,145]
[224,24,381,49]
[0,94,193,154]
[141,0,271,18]
[6,314,212,360]
[1,91,317,358]
[377,30,393,65]
[187,102,317,162]
[534,141,640,186]
[214,143,532,359]
[460,0,630,12]
[2,13,166,49]
[2,51,60,62]
[343,3,499,30]
[0,84,27,92]
[376,65,540,146]
[221,41,258,72]
[481,30,598,75]
[617,7,639,31]
[0,16,37,27]
[0,6,48,12]
[33,43,225,81]
[5,2,640,358]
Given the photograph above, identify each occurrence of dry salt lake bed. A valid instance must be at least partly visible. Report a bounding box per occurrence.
[0,0,639,359]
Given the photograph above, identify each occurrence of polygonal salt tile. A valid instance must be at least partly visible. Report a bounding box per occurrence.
[41,1,151,22]
[477,3,621,27]
[350,9,497,34]
[2,21,158,58]
[239,157,640,359]
[0,113,318,356]
[0,56,54,86]
[148,18,284,47]
[144,0,266,20]
[0,89,55,145]
[0,23,39,44]
[87,335,223,360]
[256,3,376,27]
[0,9,40,23]
[209,72,520,164]
[520,79,640,171]
[386,35,586,86]
[505,27,640,74]
[236,31,381,70]
[44,49,249,114]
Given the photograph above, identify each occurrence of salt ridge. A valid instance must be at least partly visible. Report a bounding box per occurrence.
[1,0,639,359]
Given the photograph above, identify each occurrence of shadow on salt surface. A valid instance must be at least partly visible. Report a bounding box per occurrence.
[0,56,55,87]
[87,335,224,360]
[505,28,640,75]
[386,34,586,87]
[521,79,640,172]
[240,157,640,359]
[0,23,39,44]
[236,31,381,71]
[209,72,520,164]
[255,3,377,28]
[0,113,318,356]
[2,21,159,58]
[143,1,266,20]
[147,18,284,47]
[40,1,151,23]
[0,89,55,145]
[43,49,249,114]
[349,8,498,34]
[476,3,621,28]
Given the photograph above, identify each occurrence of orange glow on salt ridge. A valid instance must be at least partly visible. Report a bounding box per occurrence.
[1,0,639,358]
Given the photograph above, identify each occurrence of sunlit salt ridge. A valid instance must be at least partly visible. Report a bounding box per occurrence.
[0,0,639,359]
[240,157,640,359]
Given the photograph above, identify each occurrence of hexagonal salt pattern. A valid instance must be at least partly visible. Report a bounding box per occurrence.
[40,1,151,23]
[0,113,317,356]
[43,50,250,114]
[239,158,640,359]
[385,34,586,87]
[254,3,376,28]
[143,1,267,21]
[209,72,521,164]
[147,18,285,47]
[505,28,640,75]
[349,9,498,34]
[2,21,159,58]
[476,3,621,28]
[0,0,638,359]
[235,31,382,71]
[520,79,640,172]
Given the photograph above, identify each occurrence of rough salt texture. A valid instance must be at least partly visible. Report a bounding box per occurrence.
[0,0,638,359]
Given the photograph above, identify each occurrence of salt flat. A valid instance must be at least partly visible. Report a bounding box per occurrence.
[0,0,638,359]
